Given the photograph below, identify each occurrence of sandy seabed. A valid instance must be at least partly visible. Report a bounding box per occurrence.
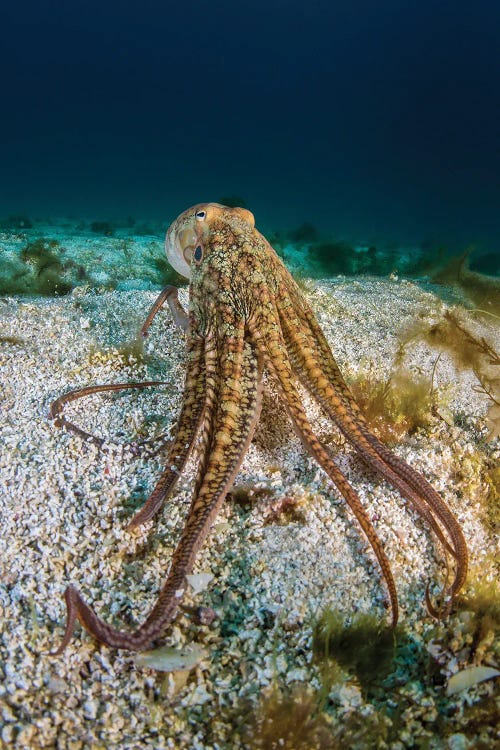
[0,277,498,749]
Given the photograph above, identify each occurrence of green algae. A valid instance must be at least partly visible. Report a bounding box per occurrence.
[432,248,500,316]
[309,239,357,276]
[243,681,392,750]
[399,307,500,439]
[0,237,76,295]
[346,363,451,443]
[313,610,397,690]
[152,255,187,286]
[456,574,500,642]
[22,238,75,295]
[244,685,337,750]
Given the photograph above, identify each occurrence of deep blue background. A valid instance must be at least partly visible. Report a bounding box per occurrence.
[1,0,499,246]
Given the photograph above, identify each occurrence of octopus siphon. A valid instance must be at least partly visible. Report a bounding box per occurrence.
[51,203,468,653]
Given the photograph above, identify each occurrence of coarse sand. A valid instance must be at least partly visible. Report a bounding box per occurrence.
[0,278,498,749]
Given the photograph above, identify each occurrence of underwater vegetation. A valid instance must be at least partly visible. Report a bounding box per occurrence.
[351,304,500,540]
[262,220,500,298]
[151,255,187,287]
[432,249,500,316]
[308,239,360,276]
[346,364,444,444]
[454,574,500,665]
[0,238,76,295]
[244,685,338,749]
[399,307,500,439]
[313,611,397,691]
[288,222,320,244]
[243,593,500,749]
[0,231,186,295]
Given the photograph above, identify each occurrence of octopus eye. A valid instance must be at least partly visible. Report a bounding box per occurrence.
[195,210,206,220]
[193,245,203,263]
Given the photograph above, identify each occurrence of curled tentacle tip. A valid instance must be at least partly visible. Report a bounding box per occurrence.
[48,585,80,656]
[425,581,453,620]
[48,640,69,657]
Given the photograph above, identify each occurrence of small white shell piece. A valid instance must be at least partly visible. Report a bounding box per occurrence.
[446,666,500,696]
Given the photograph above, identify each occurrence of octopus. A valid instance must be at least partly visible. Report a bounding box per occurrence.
[51,203,468,654]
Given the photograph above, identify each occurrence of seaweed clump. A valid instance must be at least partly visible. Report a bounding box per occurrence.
[347,364,441,443]
[483,465,500,535]
[245,686,336,750]
[288,222,319,244]
[244,683,390,749]
[432,248,500,316]
[313,610,397,690]
[400,308,500,438]
[309,239,356,276]
[4,238,75,295]
[455,575,500,664]
[152,256,187,287]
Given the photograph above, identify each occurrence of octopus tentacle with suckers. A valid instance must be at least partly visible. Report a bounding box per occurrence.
[51,202,468,653]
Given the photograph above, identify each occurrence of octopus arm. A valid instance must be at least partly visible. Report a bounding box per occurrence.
[52,320,263,651]
[248,313,399,626]
[128,335,206,529]
[278,293,467,613]
[140,285,189,336]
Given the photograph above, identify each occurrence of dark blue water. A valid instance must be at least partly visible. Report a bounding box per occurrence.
[1,0,499,253]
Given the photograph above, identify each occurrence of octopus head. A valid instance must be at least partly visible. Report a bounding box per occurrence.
[165,203,255,279]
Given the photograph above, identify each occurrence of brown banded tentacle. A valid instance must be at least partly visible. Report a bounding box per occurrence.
[279,310,460,610]
[294,292,465,547]
[128,335,206,529]
[127,337,205,526]
[52,320,263,651]
[191,333,219,498]
[50,381,168,447]
[132,327,264,648]
[279,299,468,608]
[248,315,399,626]
[141,285,189,336]
[278,307,456,551]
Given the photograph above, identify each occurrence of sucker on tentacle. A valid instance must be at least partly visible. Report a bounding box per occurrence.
[50,202,468,654]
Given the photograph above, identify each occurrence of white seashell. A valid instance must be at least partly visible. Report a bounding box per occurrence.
[186,573,214,595]
[446,666,500,696]
[134,643,207,672]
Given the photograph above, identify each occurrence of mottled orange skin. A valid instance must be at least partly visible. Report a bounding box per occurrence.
[52,204,468,653]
